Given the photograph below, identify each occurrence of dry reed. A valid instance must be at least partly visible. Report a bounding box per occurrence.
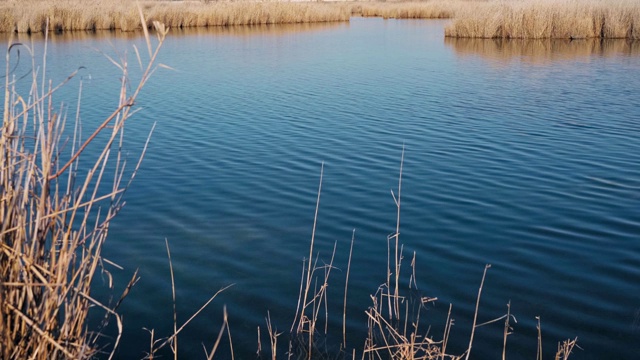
[355,1,468,19]
[286,150,578,360]
[445,0,640,39]
[0,0,479,33]
[0,12,169,359]
[3,0,640,39]
[0,0,352,33]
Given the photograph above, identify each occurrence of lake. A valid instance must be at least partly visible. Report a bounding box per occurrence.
[2,18,639,359]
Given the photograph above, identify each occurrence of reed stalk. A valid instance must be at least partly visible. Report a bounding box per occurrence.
[0,13,169,359]
[2,0,639,39]
[356,0,467,19]
[0,1,476,34]
[0,0,353,33]
[288,151,578,360]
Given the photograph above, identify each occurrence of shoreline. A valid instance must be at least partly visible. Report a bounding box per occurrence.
[0,0,460,34]
[0,1,638,39]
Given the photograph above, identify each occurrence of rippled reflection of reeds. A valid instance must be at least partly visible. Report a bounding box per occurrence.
[0,21,346,45]
[445,37,640,64]
[167,21,348,38]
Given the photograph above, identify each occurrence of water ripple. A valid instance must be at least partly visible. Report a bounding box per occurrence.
[10,19,640,359]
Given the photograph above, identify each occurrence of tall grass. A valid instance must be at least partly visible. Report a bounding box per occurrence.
[0,0,473,33]
[445,0,640,39]
[355,1,469,19]
[284,150,578,360]
[0,12,169,358]
[3,0,640,38]
[0,0,352,33]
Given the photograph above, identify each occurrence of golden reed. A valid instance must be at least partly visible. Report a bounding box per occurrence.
[0,1,473,34]
[356,0,468,19]
[0,13,170,359]
[1,0,639,39]
[0,0,353,33]
[445,0,640,39]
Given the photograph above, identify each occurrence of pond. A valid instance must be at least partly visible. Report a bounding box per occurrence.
[2,17,640,359]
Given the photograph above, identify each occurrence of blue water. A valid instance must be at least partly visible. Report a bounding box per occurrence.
[2,18,640,359]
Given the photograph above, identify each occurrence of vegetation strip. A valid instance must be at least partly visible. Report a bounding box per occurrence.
[0,0,356,33]
[0,0,461,33]
[2,0,638,39]
[445,0,640,39]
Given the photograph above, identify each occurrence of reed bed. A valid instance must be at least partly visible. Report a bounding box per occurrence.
[0,0,473,34]
[0,13,169,359]
[355,1,469,20]
[3,0,640,38]
[144,1,352,29]
[0,0,517,34]
[445,0,640,39]
[0,0,352,33]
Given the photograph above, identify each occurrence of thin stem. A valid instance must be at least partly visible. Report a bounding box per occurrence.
[465,264,491,360]
[343,229,355,348]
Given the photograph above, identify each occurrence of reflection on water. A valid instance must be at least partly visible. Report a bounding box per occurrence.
[446,37,640,64]
[1,18,640,360]
[168,21,349,37]
[1,30,145,44]
[0,21,348,44]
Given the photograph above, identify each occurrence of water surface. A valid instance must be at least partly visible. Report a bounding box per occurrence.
[2,18,639,359]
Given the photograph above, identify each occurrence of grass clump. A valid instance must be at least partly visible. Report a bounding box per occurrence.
[2,0,640,39]
[0,12,169,359]
[354,1,469,19]
[0,0,353,33]
[445,0,640,39]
